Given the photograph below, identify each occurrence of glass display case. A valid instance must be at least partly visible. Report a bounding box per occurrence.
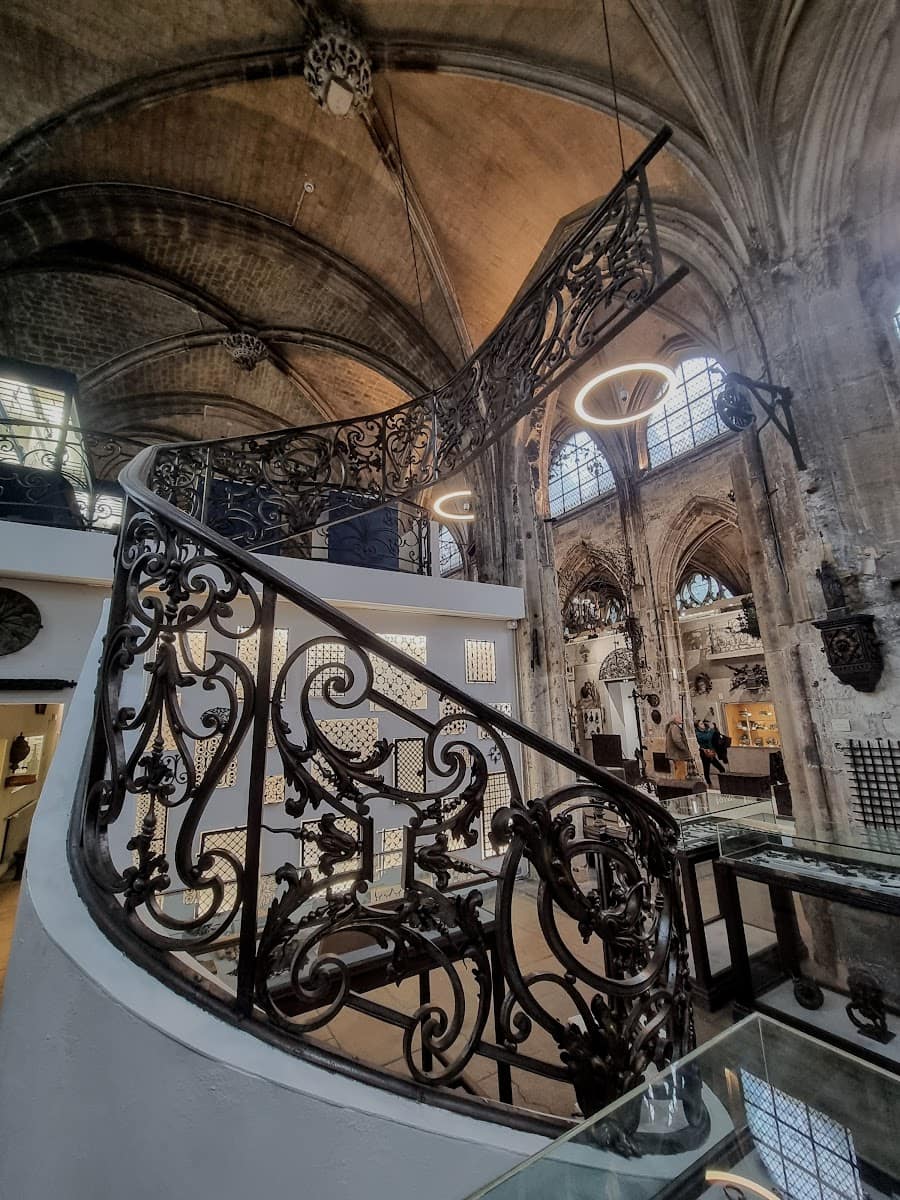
[466,1013,900,1200]
[724,701,781,749]
[713,820,900,1066]
[671,798,782,1010]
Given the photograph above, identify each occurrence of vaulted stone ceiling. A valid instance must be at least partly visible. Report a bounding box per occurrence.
[0,0,891,447]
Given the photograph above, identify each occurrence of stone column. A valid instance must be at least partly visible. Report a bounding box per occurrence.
[720,215,900,1000]
[469,426,572,798]
[617,479,701,781]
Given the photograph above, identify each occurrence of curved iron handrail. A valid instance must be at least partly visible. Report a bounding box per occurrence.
[73,129,693,1127]
[149,128,687,550]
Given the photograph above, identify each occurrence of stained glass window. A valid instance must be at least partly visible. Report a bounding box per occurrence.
[646,356,727,467]
[548,430,615,517]
[676,570,733,611]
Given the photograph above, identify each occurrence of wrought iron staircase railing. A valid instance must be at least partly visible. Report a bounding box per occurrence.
[71,128,693,1131]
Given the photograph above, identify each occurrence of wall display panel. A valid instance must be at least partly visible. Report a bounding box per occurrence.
[480,771,512,856]
[393,736,425,792]
[184,825,246,909]
[263,774,285,806]
[193,733,238,789]
[371,634,428,710]
[465,639,496,683]
[479,702,512,737]
[236,626,288,699]
[306,641,346,698]
[438,697,469,735]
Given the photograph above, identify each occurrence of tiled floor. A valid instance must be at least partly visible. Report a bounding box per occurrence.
[300,878,736,1119]
[0,871,733,1119]
[0,881,21,1005]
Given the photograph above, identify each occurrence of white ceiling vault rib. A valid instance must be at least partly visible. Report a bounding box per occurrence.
[363,99,473,361]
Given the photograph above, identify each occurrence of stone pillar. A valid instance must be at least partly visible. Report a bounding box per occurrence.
[721,216,900,1001]
[469,427,572,798]
[617,480,700,780]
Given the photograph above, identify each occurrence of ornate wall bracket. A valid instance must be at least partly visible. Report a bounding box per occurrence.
[813,562,883,693]
[714,373,805,470]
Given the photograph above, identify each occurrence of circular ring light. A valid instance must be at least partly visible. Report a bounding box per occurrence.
[574,362,677,427]
[433,489,475,522]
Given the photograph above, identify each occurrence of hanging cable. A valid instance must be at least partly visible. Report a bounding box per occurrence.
[387,79,428,331]
[601,0,626,174]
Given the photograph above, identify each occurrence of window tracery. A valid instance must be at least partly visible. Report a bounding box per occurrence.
[646,356,726,467]
[438,524,463,575]
[676,570,734,611]
[548,430,615,517]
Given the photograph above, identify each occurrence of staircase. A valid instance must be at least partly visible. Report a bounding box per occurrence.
[72,127,692,1128]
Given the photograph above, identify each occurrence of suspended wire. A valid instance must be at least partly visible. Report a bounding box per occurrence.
[387,79,428,332]
[601,0,626,174]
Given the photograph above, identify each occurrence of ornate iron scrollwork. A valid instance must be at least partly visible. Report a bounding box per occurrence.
[149,129,687,551]
[73,128,693,1127]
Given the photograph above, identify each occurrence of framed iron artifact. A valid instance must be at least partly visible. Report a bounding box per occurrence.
[0,589,41,656]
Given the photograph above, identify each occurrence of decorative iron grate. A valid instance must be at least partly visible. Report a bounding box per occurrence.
[132,794,167,868]
[843,739,900,830]
[465,639,496,683]
[481,771,512,855]
[393,736,425,792]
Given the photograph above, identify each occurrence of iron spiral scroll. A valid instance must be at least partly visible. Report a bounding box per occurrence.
[74,127,693,1128]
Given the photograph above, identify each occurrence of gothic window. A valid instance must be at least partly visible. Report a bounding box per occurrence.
[548,430,615,517]
[439,524,462,575]
[676,570,733,611]
[646,356,726,467]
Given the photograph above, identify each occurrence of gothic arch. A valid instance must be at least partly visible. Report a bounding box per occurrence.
[557,541,630,610]
[654,494,748,606]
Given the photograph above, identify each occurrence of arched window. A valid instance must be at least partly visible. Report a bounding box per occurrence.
[894,303,900,339]
[548,430,615,518]
[438,524,462,575]
[646,356,726,468]
[676,570,733,611]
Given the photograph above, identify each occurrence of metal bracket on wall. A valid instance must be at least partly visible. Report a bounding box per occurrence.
[714,373,806,470]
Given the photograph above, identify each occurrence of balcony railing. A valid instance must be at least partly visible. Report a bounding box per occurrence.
[70,127,693,1130]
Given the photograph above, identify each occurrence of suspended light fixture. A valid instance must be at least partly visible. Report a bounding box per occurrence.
[433,490,475,522]
[574,362,677,427]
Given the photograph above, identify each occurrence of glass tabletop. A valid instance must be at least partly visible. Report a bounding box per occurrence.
[715,816,900,882]
[465,1013,900,1199]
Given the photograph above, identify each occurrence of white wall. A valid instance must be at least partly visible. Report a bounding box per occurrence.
[0,612,544,1200]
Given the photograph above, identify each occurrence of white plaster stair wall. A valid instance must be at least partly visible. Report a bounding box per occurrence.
[0,608,546,1200]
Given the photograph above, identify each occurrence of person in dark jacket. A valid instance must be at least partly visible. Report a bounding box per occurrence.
[695,720,726,786]
[710,723,730,765]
